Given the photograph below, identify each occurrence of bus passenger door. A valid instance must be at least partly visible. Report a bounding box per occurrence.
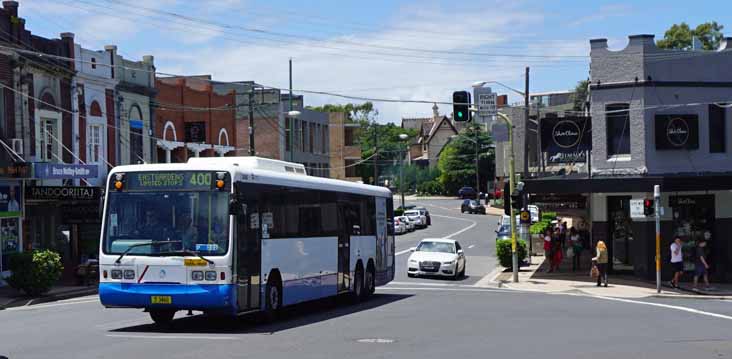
[337,203,351,293]
[235,201,260,311]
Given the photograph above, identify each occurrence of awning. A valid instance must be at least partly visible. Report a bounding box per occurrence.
[524,172,732,194]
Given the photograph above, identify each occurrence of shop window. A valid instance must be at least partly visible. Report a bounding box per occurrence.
[670,195,715,272]
[709,104,726,153]
[606,104,630,157]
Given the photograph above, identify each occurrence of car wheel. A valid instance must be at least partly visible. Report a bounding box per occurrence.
[460,263,466,278]
[407,273,415,278]
[149,309,176,327]
[453,267,460,280]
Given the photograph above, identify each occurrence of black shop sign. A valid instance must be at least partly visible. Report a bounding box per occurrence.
[26,186,101,201]
[655,115,699,150]
[541,116,591,163]
[530,194,587,210]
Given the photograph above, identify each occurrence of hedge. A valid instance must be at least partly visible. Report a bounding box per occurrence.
[6,250,63,296]
[495,239,527,269]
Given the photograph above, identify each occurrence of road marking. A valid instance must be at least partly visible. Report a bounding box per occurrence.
[387,281,476,288]
[6,298,100,311]
[587,295,732,321]
[395,248,412,256]
[380,286,515,293]
[473,266,505,288]
[395,214,477,256]
[106,334,236,340]
[468,245,475,249]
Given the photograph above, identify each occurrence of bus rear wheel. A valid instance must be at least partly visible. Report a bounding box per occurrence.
[364,264,375,298]
[149,309,176,327]
[352,265,364,303]
[264,275,282,322]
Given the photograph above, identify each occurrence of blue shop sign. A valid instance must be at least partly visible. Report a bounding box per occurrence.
[34,163,99,179]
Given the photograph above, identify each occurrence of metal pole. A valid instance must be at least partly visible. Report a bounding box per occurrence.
[289,58,293,162]
[655,185,661,293]
[373,125,378,185]
[400,146,405,208]
[498,113,518,283]
[248,90,255,156]
[523,67,530,177]
[475,127,480,201]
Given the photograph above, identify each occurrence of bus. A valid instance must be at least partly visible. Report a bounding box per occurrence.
[98,157,395,326]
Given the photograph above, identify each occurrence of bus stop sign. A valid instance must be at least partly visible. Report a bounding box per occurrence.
[520,210,531,224]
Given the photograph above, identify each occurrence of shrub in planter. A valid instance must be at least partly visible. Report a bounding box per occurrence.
[495,239,527,269]
[6,250,63,296]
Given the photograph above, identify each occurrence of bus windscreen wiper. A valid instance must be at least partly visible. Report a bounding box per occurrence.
[159,249,214,265]
[114,240,182,264]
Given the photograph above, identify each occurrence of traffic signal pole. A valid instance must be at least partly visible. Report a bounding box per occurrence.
[655,185,661,293]
[497,112,518,283]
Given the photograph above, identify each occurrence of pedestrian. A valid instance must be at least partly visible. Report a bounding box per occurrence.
[592,240,608,287]
[693,240,711,291]
[669,237,684,288]
[544,229,553,273]
[552,234,563,272]
[569,227,582,271]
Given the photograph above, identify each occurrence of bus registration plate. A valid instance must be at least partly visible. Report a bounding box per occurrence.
[151,296,172,304]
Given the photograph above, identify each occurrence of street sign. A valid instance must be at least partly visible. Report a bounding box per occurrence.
[491,122,509,142]
[477,92,497,117]
[520,210,530,224]
[630,199,645,218]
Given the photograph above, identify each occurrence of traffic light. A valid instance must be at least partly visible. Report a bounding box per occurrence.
[511,192,522,212]
[644,199,655,216]
[452,91,471,122]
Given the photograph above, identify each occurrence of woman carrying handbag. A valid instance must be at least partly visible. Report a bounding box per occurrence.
[592,240,609,287]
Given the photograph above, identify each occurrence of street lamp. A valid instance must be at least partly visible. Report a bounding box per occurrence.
[496,112,519,283]
[398,133,408,209]
[286,110,301,162]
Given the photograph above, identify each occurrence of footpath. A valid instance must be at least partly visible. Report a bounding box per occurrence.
[490,254,732,300]
[0,284,98,310]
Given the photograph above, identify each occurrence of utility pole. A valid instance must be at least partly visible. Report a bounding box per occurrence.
[475,126,480,201]
[248,89,255,156]
[523,67,530,177]
[497,113,518,283]
[373,124,378,185]
[654,185,661,293]
[289,58,294,162]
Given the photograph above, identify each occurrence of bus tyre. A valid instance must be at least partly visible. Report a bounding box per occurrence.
[352,265,364,303]
[364,263,375,297]
[150,309,176,327]
[264,275,282,322]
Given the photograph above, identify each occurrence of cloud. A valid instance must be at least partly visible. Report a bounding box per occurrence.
[568,4,633,27]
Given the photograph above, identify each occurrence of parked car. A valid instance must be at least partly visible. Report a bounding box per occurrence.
[398,215,415,232]
[495,224,512,241]
[404,209,427,228]
[458,186,477,199]
[393,217,407,235]
[414,207,431,226]
[461,199,486,214]
[407,238,466,279]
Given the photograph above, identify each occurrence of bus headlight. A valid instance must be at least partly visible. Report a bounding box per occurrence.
[192,271,204,281]
[111,270,123,279]
[123,270,135,279]
[205,271,217,281]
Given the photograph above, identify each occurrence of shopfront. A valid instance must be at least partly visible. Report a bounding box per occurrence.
[0,182,23,275]
[669,195,715,274]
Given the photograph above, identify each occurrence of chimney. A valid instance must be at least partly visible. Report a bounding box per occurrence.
[627,34,655,49]
[432,103,439,120]
[60,32,75,71]
[2,1,18,17]
[142,55,154,64]
[590,38,608,50]
[719,37,732,51]
[105,45,117,78]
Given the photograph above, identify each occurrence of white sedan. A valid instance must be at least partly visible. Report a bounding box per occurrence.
[398,216,415,232]
[393,217,407,235]
[404,210,427,229]
[407,238,466,279]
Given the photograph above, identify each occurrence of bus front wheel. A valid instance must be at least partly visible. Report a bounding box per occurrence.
[149,309,176,327]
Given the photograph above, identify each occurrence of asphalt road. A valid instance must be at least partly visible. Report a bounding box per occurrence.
[2,199,732,358]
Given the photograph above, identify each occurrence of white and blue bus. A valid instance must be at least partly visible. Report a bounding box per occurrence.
[99,157,395,326]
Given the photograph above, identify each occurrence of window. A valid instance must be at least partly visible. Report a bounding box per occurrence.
[606,104,630,157]
[345,159,358,178]
[709,105,726,153]
[91,57,96,69]
[322,125,328,153]
[39,118,60,162]
[129,106,144,164]
[309,123,315,153]
[315,124,321,153]
[300,121,307,152]
[345,127,356,146]
[88,125,102,163]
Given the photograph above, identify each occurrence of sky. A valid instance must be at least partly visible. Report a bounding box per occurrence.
[15,0,732,123]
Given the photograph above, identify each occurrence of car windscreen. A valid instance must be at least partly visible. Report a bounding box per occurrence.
[416,241,455,253]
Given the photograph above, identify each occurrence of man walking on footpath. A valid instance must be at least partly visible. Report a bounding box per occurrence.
[693,240,711,291]
[669,237,683,288]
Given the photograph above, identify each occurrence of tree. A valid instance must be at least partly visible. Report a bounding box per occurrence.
[657,21,724,50]
[358,122,418,184]
[306,102,378,122]
[571,79,589,112]
[437,124,495,195]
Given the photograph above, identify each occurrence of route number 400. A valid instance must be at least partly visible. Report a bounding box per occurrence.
[189,172,212,186]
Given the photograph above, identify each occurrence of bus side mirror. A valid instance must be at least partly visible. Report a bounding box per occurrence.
[229,198,244,216]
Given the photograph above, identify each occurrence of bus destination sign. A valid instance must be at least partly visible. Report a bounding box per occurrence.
[126,171,215,191]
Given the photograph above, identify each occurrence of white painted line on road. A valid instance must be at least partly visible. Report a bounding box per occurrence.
[380,287,516,293]
[395,214,477,256]
[473,266,505,288]
[106,334,236,340]
[588,295,732,321]
[6,298,99,311]
[387,281,477,288]
[395,248,412,256]
[430,214,475,222]
[468,245,475,249]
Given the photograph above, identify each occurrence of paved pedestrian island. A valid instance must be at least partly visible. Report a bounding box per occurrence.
[489,255,732,300]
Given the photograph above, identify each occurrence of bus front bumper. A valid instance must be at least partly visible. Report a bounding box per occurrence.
[99,283,237,312]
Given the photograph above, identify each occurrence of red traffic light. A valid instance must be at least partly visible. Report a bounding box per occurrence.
[643,199,654,216]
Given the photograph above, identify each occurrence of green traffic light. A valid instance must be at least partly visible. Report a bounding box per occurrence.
[458,112,463,118]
